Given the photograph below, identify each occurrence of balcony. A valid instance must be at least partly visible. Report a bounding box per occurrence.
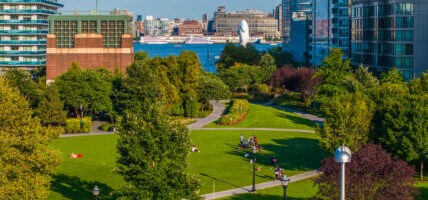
[0,9,57,14]
[0,30,48,35]
[0,50,46,55]
[0,0,63,7]
[0,40,47,45]
[0,20,49,24]
[0,61,46,66]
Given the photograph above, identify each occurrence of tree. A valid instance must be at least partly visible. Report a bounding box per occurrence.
[4,68,42,109]
[315,144,417,200]
[0,77,62,199]
[259,53,277,83]
[267,46,296,68]
[55,63,113,117]
[116,106,200,200]
[317,92,374,153]
[198,73,231,111]
[35,82,67,125]
[295,67,322,107]
[216,44,261,71]
[177,51,202,117]
[219,63,261,93]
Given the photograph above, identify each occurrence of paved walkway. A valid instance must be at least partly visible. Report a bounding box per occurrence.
[188,100,228,129]
[201,170,321,200]
[191,128,314,133]
[60,120,114,138]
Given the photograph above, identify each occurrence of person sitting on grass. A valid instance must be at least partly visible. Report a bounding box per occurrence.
[191,146,200,153]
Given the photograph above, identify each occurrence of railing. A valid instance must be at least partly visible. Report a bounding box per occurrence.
[0,0,63,7]
[0,20,49,24]
[0,9,57,14]
[0,40,47,45]
[0,51,46,55]
[0,61,46,66]
[0,30,48,34]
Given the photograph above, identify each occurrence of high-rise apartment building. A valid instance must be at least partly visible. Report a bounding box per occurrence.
[273,4,283,37]
[311,0,351,66]
[143,16,170,36]
[351,0,428,79]
[282,0,312,43]
[0,0,63,70]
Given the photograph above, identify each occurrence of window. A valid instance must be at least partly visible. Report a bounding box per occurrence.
[11,25,18,30]
[11,57,19,61]
[11,15,18,20]
[11,46,19,51]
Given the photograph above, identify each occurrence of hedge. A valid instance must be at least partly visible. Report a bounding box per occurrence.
[65,117,92,134]
[217,99,250,125]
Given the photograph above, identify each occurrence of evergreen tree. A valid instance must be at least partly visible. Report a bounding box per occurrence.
[259,53,277,83]
[36,82,67,125]
[0,77,62,199]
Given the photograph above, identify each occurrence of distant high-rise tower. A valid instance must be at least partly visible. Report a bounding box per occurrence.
[282,0,312,44]
[351,0,428,79]
[0,0,63,71]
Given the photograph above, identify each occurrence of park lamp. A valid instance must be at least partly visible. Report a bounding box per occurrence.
[92,185,100,199]
[280,175,290,200]
[335,145,352,200]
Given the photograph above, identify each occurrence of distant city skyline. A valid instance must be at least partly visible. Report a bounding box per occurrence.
[60,0,280,19]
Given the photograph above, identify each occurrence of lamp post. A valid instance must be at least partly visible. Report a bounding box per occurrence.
[189,96,194,118]
[251,145,257,192]
[280,175,290,200]
[92,185,100,200]
[335,145,352,200]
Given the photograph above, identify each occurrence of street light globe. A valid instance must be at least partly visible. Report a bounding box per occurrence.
[335,145,352,163]
[92,185,100,197]
[280,175,290,187]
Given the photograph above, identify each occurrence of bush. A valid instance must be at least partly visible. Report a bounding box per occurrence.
[232,92,252,100]
[65,117,92,133]
[217,99,250,125]
[99,123,113,132]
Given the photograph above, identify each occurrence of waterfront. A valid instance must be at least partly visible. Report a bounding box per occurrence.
[133,42,281,72]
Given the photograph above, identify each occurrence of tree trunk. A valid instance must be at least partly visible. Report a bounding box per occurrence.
[201,102,205,112]
[421,161,424,181]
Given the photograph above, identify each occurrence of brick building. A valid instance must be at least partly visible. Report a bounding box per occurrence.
[177,20,203,36]
[46,15,134,82]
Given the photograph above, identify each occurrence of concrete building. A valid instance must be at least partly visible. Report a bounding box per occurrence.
[282,0,312,43]
[212,6,279,38]
[0,0,63,70]
[177,20,203,36]
[351,0,428,79]
[46,15,134,81]
[311,0,351,66]
[143,16,170,36]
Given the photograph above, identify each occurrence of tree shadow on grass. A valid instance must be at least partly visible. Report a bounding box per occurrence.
[275,112,318,128]
[200,173,250,191]
[225,193,313,200]
[416,187,428,200]
[228,138,325,172]
[51,174,115,200]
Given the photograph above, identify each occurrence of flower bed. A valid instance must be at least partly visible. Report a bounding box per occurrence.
[217,99,250,125]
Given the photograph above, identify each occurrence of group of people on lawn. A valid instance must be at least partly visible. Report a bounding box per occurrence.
[240,134,285,180]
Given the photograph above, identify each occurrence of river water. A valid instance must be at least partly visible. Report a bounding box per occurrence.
[133,43,281,73]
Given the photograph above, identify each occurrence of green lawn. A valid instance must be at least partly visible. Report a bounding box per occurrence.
[219,179,317,200]
[416,181,428,200]
[48,130,324,199]
[205,104,316,130]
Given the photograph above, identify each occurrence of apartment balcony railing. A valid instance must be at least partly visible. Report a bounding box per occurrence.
[0,20,49,24]
[0,0,63,7]
[0,61,46,66]
[0,50,46,55]
[0,30,48,35]
[0,40,47,45]
[0,9,56,14]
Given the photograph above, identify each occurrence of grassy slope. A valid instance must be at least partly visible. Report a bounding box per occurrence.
[48,130,323,199]
[219,179,317,200]
[205,103,316,130]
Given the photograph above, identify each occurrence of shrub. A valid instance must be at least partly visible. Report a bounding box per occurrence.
[65,117,92,133]
[217,99,249,125]
[99,123,113,132]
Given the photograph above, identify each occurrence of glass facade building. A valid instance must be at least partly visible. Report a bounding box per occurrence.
[351,0,428,79]
[282,0,312,43]
[311,0,351,67]
[0,0,63,70]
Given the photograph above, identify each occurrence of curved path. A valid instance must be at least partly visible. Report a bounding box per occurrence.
[188,100,227,129]
[202,170,321,200]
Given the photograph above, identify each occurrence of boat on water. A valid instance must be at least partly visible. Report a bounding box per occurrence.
[184,37,214,44]
[139,36,168,44]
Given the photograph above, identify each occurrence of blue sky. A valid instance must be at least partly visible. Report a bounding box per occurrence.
[60,0,281,19]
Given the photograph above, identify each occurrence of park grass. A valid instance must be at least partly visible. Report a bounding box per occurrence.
[416,181,428,200]
[205,103,316,130]
[48,130,324,199]
[219,179,317,200]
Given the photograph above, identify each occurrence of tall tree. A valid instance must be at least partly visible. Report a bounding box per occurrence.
[259,53,277,83]
[55,63,113,117]
[35,81,67,126]
[4,68,42,109]
[318,92,374,153]
[315,144,417,200]
[216,44,261,71]
[198,73,231,111]
[0,77,62,199]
